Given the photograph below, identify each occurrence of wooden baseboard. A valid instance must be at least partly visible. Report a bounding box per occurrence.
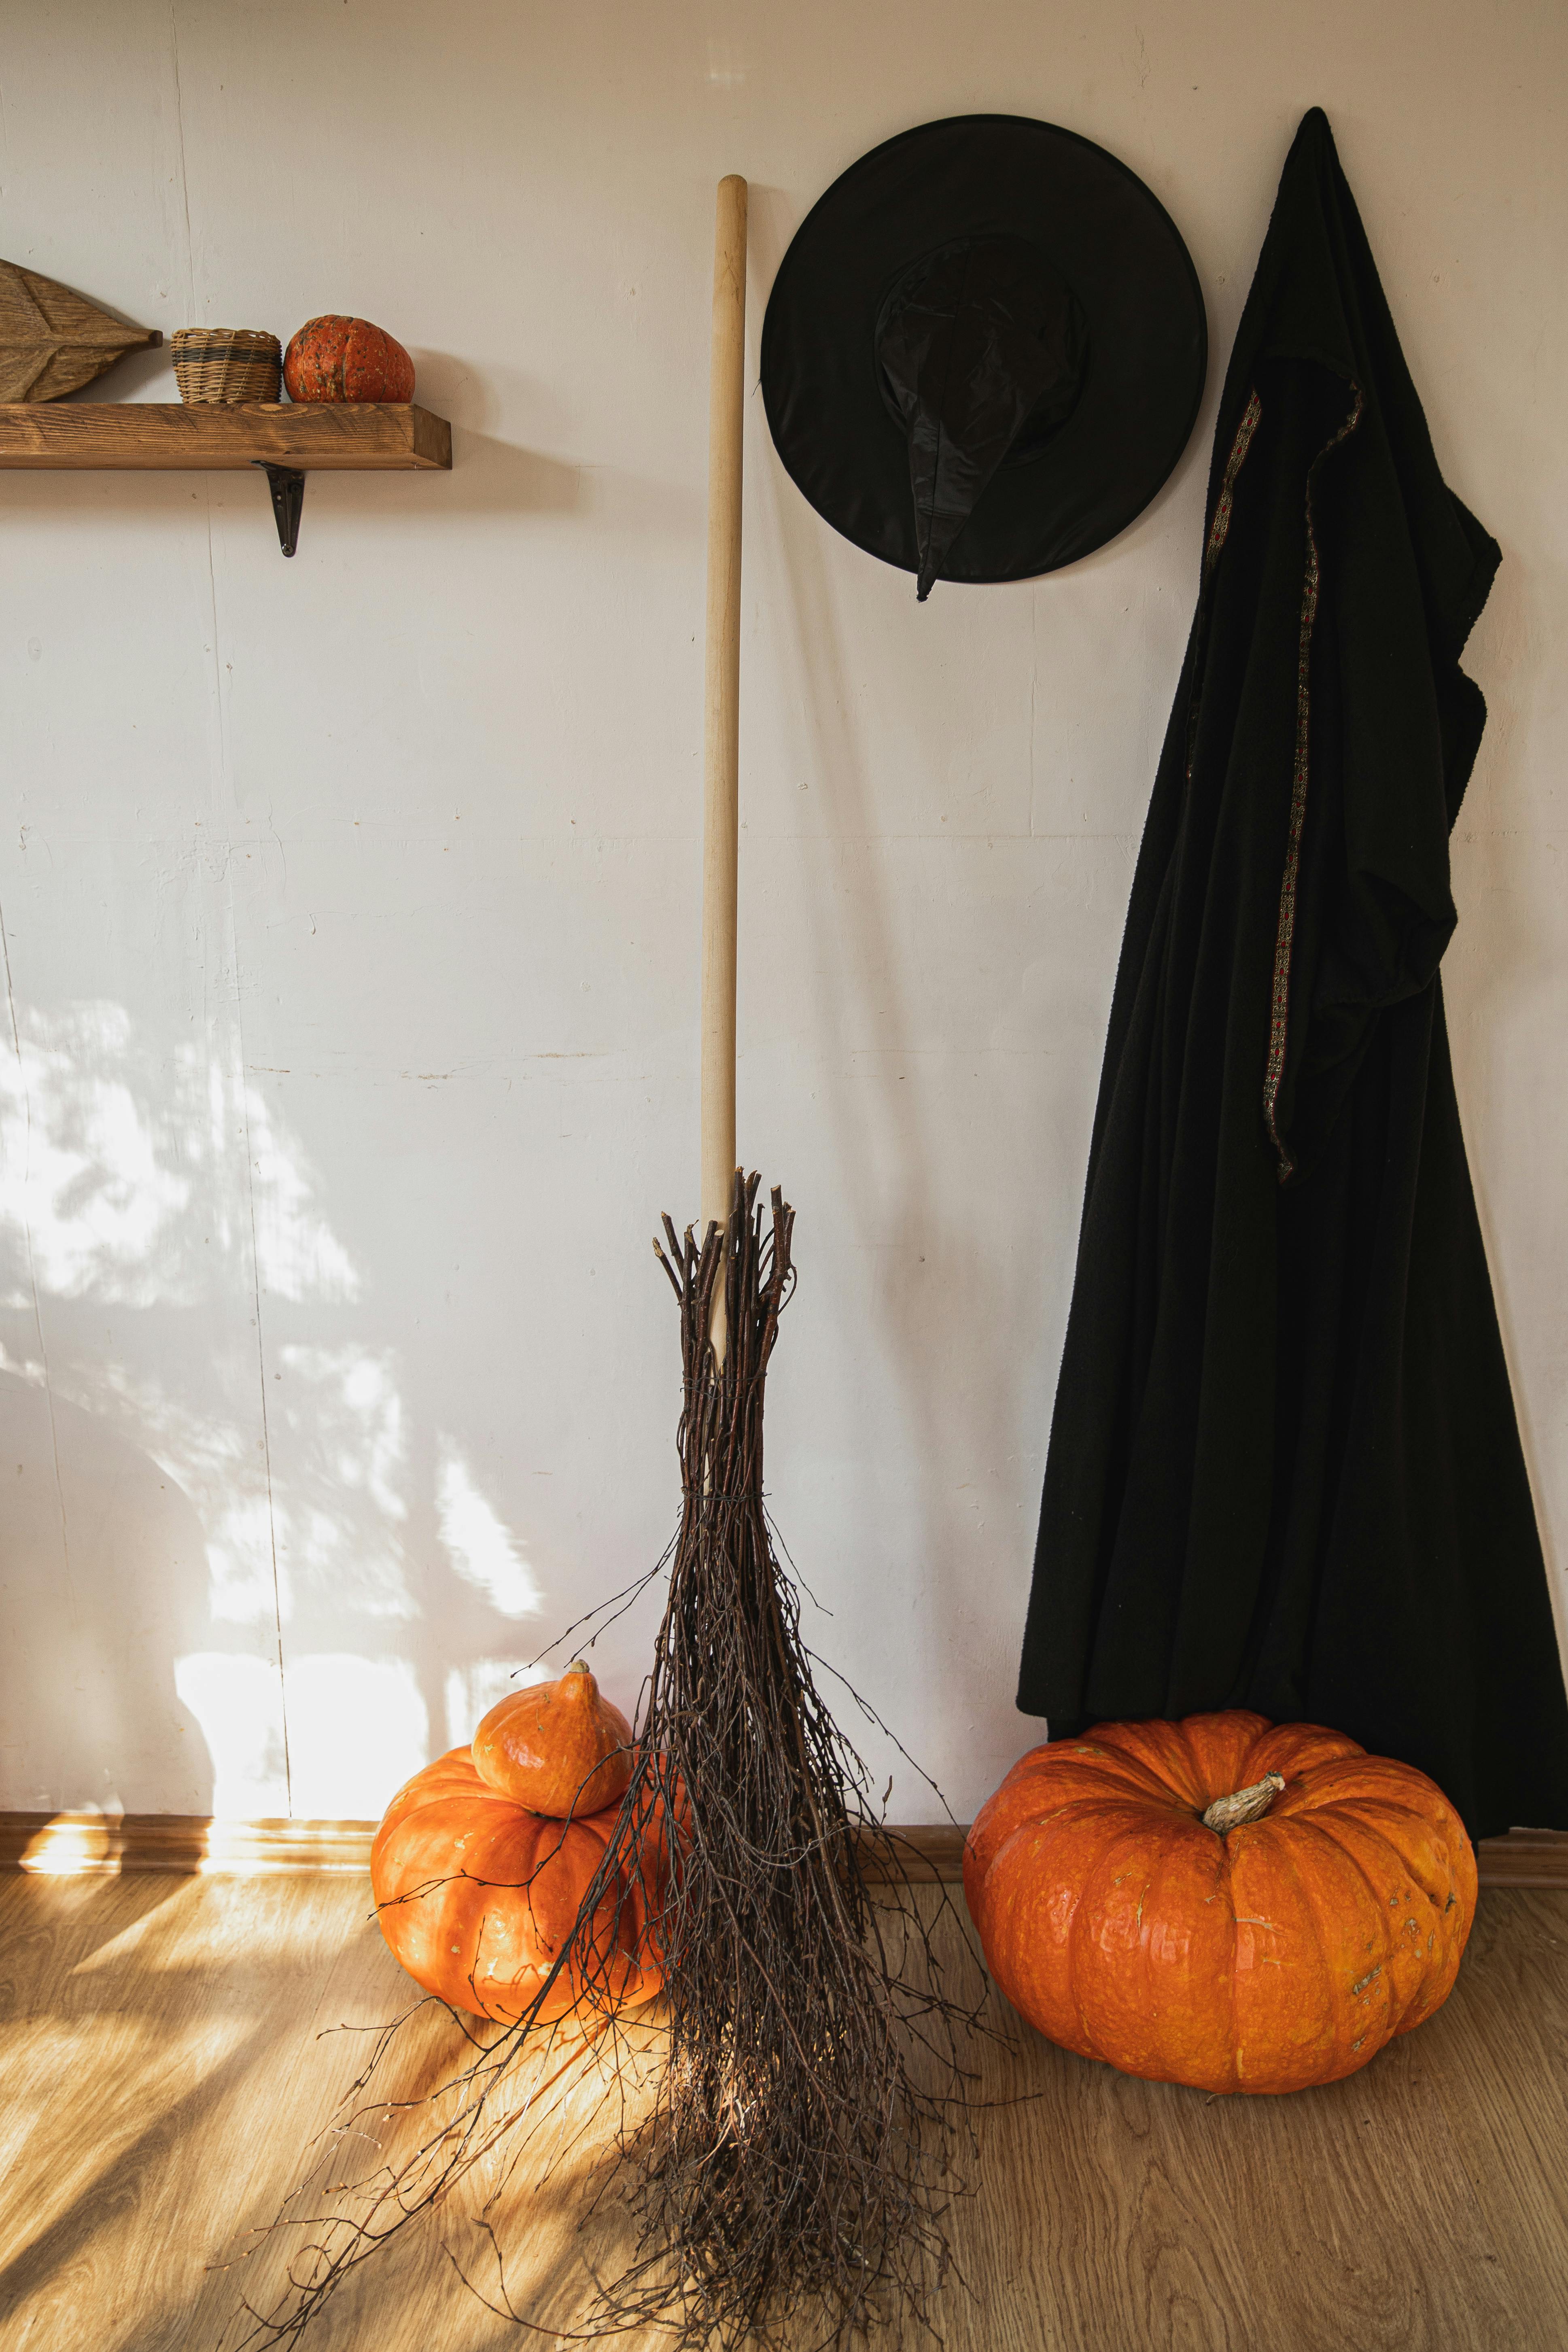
[0,1813,376,1876]
[1469,1830,1568,1888]
[1,1812,1562,1887]
[0,1811,965,1882]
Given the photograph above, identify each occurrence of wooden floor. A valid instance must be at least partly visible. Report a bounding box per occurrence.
[0,1875,1564,2351]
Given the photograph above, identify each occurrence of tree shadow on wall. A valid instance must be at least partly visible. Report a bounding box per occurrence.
[0,1366,216,1823]
[0,990,641,1828]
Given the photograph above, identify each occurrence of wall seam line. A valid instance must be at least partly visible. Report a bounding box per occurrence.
[0,900,76,1636]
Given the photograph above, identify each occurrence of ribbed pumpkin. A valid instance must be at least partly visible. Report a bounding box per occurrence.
[283,314,414,403]
[371,1745,662,2023]
[473,1661,633,1817]
[964,1711,1476,2095]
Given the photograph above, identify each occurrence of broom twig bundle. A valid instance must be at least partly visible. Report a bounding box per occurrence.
[223,1175,982,2350]
[615,1168,978,2344]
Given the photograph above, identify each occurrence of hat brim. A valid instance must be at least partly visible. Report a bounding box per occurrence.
[761,115,1208,584]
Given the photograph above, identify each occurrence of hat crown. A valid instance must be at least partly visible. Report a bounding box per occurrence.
[875,234,1088,599]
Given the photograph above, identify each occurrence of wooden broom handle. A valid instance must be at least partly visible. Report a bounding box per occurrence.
[700,175,747,1234]
[700,175,747,1351]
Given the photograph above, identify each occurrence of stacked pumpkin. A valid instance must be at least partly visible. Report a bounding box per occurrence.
[372,1662,664,2025]
[964,1710,1476,2095]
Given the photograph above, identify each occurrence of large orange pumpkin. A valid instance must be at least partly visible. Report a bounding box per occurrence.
[371,1746,662,2024]
[473,1661,632,1818]
[283,314,414,403]
[964,1711,1476,2095]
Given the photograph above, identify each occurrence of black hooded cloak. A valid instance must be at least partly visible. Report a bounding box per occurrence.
[1016,108,1568,1840]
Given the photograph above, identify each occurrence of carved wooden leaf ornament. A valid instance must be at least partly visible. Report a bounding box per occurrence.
[0,260,161,402]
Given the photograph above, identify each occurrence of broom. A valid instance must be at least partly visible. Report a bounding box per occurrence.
[544,167,980,2352]
[226,177,977,2352]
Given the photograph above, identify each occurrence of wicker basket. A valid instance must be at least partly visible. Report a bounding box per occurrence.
[171,328,281,405]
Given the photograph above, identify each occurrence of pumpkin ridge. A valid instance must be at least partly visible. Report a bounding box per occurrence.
[572,1812,617,1858]
[1248,1723,1366,1786]
[1288,1806,1410,2070]
[1288,1802,1468,2034]
[1344,1808,1461,1989]
[1277,1808,1405,1915]
[1267,1814,1403,2054]
[1011,1792,1178,1832]
[426,1823,550,1892]
[1277,1758,1449,1817]
[1158,1818,1238,2091]
[980,1821,1086,2046]
[379,1794,547,1892]
[1042,1797,1188,1863]
[1300,1798,1458,1905]
[1105,1829,1167,2078]
[1229,1820,1341,2089]
[1091,1718,1209,1807]
[1185,1731,1222,1815]
[1066,1812,1216,2075]
[1055,1791,1185,1817]
[1065,1814,1150,2055]
[1222,1829,1241,2096]
[1179,1711,1268,1813]
[1031,1745,1182,1802]
[1177,1716,1216,1811]
[995,1748,1165,1819]
[1021,1767,1188,1828]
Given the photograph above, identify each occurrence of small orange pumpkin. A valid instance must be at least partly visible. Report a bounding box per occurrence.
[283,314,414,403]
[371,1745,662,2023]
[473,1661,633,1817]
[964,1711,1476,2095]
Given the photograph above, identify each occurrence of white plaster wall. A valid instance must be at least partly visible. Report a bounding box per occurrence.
[0,0,1563,1824]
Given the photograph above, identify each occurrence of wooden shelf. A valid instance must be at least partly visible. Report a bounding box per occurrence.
[0,400,450,470]
[0,400,451,555]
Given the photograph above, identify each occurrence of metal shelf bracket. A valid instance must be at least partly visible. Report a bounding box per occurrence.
[252,461,306,557]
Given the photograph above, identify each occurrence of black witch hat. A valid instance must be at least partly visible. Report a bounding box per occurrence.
[762,116,1207,599]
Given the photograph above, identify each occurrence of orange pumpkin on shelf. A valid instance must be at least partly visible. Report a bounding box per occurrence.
[283,314,414,403]
[964,1711,1476,2096]
[371,1743,662,2024]
[473,1661,633,1817]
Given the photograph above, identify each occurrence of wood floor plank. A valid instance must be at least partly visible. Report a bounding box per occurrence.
[0,1879,1563,2349]
[0,1877,382,2348]
[1416,1891,1568,2347]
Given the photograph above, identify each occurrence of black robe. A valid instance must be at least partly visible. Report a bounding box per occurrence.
[1016,108,1568,1840]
